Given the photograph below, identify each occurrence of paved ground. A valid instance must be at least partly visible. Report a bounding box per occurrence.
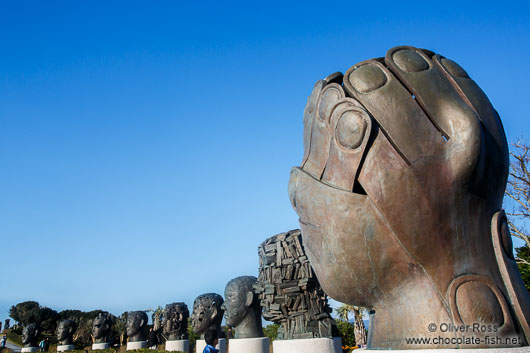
[5,341,21,352]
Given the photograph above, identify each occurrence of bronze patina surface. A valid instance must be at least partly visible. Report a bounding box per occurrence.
[288,45,530,349]
[126,311,148,342]
[190,293,225,340]
[56,319,77,346]
[162,302,189,341]
[222,276,264,339]
[22,323,39,348]
[92,312,112,344]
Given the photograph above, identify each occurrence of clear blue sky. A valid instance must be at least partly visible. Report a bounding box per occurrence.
[1,0,529,322]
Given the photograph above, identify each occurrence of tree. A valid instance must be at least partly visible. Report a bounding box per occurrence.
[505,141,530,293]
[186,318,199,352]
[263,323,279,342]
[335,304,366,346]
[516,246,530,292]
[9,301,40,325]
[9,301,58,334]
[151,306,164,332]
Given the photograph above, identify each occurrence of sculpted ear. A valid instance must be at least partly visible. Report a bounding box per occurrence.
[210,307,218,321]
[246,292,254,307]
[140,319,146,328]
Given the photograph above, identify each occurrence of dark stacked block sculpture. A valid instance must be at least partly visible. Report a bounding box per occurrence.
[255,229,338,340]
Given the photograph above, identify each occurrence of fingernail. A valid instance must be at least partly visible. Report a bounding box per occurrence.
[348,64,387,93]
[441,58,470,78]
[318,85,343,121]
[392,49,429,73]
[335,110,367,150]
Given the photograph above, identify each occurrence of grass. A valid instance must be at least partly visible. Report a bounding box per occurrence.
[4,330,22,346]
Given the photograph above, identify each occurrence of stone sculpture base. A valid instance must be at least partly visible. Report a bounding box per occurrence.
[57,344,75,352]
[21,347,38,353]
[195,338,226,353]
[165,340,189,352]
[356,348,530,352]
[92,343,110,350]
[273,337,342,353]
[229,337,269,353]
[126,341,147,350]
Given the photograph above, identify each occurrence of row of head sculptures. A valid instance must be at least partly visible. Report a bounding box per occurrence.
[19,226,336,349]
[21,320,77,348]
[19,289,261,348]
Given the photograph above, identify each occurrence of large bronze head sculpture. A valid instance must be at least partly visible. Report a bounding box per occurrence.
[221,276,263,339]
[288,45,530,349]
[56,319,77,346]
[22,323,39,348]
[191,293,224,339]
[162,302,189,341]
[126,311,148,342]
[92,312,112,344]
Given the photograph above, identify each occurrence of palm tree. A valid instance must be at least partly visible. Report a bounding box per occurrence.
[152,306,164,332]
[335,304,367,346]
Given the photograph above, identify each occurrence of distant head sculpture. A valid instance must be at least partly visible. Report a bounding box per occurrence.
[126,311,148,342]
[56,319,77,346]
[162,302,189,340]
[288,45,530,349]
[191,293,225,339]
[22,323,39,348]
[221,276,263,339]
[92,312,112,344]
[255,230,338,340]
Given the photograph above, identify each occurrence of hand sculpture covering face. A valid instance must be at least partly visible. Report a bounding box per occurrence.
[288,45,530,349]
[92,313,112,344]
[56,320,77,346]
[126,311,148,342]
[22,323,39,347]
[221,276,263,339]
[162,302,189,340]
[190,293,224,339]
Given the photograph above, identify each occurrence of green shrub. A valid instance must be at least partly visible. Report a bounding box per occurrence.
[263,323,279,342]
[336,319,355,349]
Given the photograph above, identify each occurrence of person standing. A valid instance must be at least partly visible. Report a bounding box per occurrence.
[147,327,158,349]
[202,329,219,353]
[1,335,7,348]
[39,339,45,352]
